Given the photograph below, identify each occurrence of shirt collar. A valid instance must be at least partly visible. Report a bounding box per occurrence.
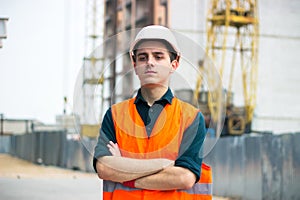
[134,88,174,105]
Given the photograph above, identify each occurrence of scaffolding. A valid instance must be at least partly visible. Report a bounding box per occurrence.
[80,0,105,137]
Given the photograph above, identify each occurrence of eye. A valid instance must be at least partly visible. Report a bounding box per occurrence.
[137,55,147,62]
[155,54,164,60]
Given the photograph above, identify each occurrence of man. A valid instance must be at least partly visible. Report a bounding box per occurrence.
[93,25,212,199]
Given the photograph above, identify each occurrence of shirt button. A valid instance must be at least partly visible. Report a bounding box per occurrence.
[147,127,151,130]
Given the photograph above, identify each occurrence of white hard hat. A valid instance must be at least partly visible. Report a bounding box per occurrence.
[130,25,181,62]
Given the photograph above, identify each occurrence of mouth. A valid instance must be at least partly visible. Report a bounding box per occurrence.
[145,71,157,74]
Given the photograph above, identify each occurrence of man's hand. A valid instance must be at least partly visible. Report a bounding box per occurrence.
[107,141,121,157]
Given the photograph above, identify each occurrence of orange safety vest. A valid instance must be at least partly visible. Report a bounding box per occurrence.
[104,97,213,200]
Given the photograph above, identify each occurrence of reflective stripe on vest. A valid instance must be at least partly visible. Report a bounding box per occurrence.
[107,97,213,200]
[104,181,212,195]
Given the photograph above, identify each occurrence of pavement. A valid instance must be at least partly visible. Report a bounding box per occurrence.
[0,153,102,200]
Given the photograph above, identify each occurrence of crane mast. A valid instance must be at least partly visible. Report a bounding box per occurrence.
[195,0,259,135]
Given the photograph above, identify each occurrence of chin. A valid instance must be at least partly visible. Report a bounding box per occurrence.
[141,82,168,88]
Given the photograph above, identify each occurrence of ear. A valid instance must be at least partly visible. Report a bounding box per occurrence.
[133,62,138,74]
[170,60,179,73]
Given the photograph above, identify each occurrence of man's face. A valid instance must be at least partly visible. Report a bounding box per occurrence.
[134,40,178,88]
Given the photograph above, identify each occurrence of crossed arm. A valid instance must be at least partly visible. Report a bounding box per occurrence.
[95,141,196,190]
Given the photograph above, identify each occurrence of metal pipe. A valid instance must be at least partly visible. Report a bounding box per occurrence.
[0,113,3,135]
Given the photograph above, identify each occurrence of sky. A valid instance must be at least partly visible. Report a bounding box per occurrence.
[0,0,85,123]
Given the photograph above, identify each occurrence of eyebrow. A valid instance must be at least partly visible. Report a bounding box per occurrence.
[136,51,165,57]
[137,52,147,57]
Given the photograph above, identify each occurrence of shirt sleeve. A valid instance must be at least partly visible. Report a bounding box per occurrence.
[93,108,116,172]
[175,112,206,183]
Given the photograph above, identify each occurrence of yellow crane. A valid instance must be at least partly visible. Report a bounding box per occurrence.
[194,0,259,135]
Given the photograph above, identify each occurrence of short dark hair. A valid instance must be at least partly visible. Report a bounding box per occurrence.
[132,39,177,62]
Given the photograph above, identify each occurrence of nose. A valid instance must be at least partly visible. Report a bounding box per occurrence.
[146,55,155,66]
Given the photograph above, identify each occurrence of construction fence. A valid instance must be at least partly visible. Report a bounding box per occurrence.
[204,133,300,200]
[0,131,96,172]
[0,131,299,200]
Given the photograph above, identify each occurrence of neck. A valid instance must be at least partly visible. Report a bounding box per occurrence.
[141,85,168,106]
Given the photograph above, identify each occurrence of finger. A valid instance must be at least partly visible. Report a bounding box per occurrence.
[112,143,119,149]
[114,143,119,148]
[107,144,113,151]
